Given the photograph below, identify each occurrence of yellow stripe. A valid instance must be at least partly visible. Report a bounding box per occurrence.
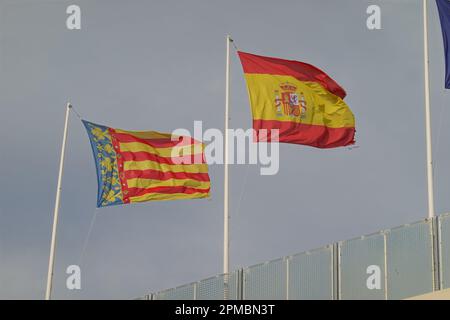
[120,141,204,158]
[123,159,209,173]
[127,178,210,190]
[115,129,174,140]
[129,192,210,203]
[244,74,355,128]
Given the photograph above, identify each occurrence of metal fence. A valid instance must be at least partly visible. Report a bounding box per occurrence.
[141,214,450,300]
[385,219,434,299]
[288,246,334,300]
[243,258,286,300]
[152,271,240,300]
[439,213,450,290]
[339,232,386,300]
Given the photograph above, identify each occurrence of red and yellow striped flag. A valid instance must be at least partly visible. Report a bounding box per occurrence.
[83,121,210,207]
[238,51,355,148]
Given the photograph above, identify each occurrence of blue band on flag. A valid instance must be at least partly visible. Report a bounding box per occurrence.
[436,0,450,88]
[82,120,124,207]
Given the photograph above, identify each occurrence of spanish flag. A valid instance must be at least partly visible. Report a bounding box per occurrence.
[238,51,355,148]
[83,121,210,207]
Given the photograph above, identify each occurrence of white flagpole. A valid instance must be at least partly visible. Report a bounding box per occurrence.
[423,0,435,219]
[45,102,72,300]
[223,35,231,298]
[224,34,231,275]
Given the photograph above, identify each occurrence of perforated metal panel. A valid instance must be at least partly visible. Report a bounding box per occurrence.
[386,219,434,299]
[339,232,386,300]
[138,218,441,300]
[154,283,195,300]
[439,213,450,289]
[243,258,286,300]
[288,246,333,300]
[196,272,239,300]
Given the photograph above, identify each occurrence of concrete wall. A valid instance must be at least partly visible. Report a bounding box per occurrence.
[407,288,450,300]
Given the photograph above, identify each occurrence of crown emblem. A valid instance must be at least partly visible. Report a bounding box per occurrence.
[279,83,297,92]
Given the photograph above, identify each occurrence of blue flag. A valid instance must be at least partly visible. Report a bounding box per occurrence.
[436,0,450,88]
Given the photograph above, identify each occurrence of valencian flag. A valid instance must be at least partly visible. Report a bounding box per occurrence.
[238,51,355,148]
[436,0,450,88]
[83,121,210,207]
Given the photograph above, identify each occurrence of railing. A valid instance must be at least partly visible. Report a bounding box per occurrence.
[138,213,450,300]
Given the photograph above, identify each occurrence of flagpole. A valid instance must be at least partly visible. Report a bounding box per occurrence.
[223,35,231,298]
[423,0,435,219]
[45,102,72,300]
[224,35,231,275]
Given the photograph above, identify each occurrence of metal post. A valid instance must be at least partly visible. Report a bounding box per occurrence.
[285,257,290,300]
[333,243,340,300]
[432,217,441,291]
[383,231,388,300]
[223,34,232,300]
[193,282,198,300]
[423,0,435,219]
[224,34,231,275]
[45,102,71,300]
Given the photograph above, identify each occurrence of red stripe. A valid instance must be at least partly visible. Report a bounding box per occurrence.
[124,169,210,182]
[121,151,206,165]
[253,119,355,149]
[127,186,210,197]
[238,51,347,99]
[113,132,201,148]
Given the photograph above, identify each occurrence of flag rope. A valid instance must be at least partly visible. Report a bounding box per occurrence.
[230,38,238,51]
[78,208,99,267]
[233,164,251,220]
[70,105,83,120]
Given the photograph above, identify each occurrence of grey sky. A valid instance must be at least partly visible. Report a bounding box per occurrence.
[1,0,449,299]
